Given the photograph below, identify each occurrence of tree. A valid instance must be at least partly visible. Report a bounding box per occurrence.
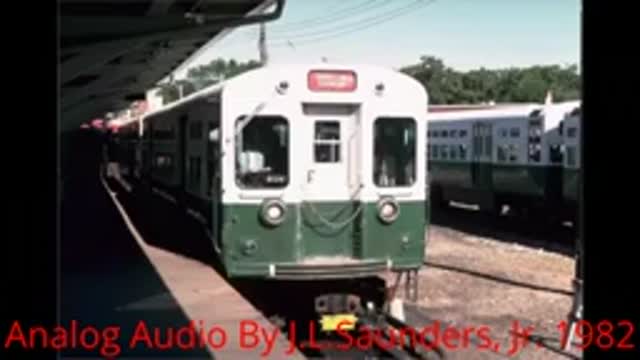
[158,58,262,104]
[401,56,580,104]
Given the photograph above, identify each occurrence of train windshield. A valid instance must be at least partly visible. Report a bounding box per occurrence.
[235,116,289,189]
[373,117,417,187]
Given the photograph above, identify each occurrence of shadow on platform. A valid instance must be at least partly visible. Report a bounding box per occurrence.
[61,131,213,359]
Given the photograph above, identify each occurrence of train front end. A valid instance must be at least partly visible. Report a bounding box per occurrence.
[218,64,428,281]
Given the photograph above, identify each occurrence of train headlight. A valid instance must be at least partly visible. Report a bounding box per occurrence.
[260,198,287,226]
[377,196,400,224]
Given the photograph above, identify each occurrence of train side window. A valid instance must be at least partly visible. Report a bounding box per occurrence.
[510,128,520,137]
[441,130,448,138]
[314,121,341,163]
[484,136,491,157]
[497,146,507,162]
[440,145,448,159]
[449,145,457,160]
[433,145,439,158]
[567,127,577,138]
[500,128,508,138]
[459,130,468,137]
[528,143,541,162]
[459,145,467,160]
[235,115,289,189]
[373,117,416,187]
[433,131,438,138]
[549,145,563,164]
[509,145,518,162]
[449,130,457,138]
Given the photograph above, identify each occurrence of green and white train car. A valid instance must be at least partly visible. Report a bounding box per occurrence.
[121,63,429,282]
[560,104,581,220]
[427,101,580,220]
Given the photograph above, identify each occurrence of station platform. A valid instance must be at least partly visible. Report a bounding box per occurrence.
[61,131,303,359]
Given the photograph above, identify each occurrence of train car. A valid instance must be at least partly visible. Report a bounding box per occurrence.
[427,101,579,221]
[113,63,429,317]
[560,104,581,222]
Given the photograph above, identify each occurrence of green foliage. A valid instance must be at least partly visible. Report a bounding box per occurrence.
[400,56,580,104]
[157,55,579,105]
[159,58,262,104]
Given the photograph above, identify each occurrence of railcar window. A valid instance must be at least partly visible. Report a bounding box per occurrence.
[459,130,468,137]
[484,136,492,157]
[509,145,518,162]
[528,143,541,162]
[449,130,457,138]
[567,127,578,138]
[442,130,448,138]
[373,117,416,187]
[549,145,563,164]
[433,145,439,158]
[450,145,457,160]
[459,145,467,160]
[433,131,439,138]
[510,128,520,137]
[314,121,341,163]
[500,129,508,138]
[235,116,289,189]
[497,146,507,162]
[440,145,448,159]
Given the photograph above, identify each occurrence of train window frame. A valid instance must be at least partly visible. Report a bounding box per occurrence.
[373,116,417,188]
[567,127,578,138]
[510,128,520,138]
[235,115,290,190]
[509,145,518,162]
[459,145,467,160]
[549,144,563,164]
[459,129,468,138]
[497,146,507,162]
[314,120,342,163]
[449,145,457,160]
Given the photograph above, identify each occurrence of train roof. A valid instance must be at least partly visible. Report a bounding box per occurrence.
[427,104,542,122]
[426,100,581,126]
[143,63,424,121]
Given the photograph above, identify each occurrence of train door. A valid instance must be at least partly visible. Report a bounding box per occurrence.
[471,122,493,189]
[301,105,361,258]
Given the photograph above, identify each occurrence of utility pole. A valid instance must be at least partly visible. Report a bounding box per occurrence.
[259,22,268,66]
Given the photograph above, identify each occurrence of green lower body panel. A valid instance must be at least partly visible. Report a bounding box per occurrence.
[563,169,580,202]
[221,201,426,279]
[492,165,561,198]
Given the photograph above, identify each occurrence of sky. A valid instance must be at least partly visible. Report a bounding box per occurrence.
[173,0,580,79]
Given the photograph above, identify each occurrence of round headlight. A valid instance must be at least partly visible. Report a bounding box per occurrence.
[377,197,400,224]
[260,198,287,226]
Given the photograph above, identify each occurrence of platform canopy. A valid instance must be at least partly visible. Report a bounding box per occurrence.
[60,0,285,131]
